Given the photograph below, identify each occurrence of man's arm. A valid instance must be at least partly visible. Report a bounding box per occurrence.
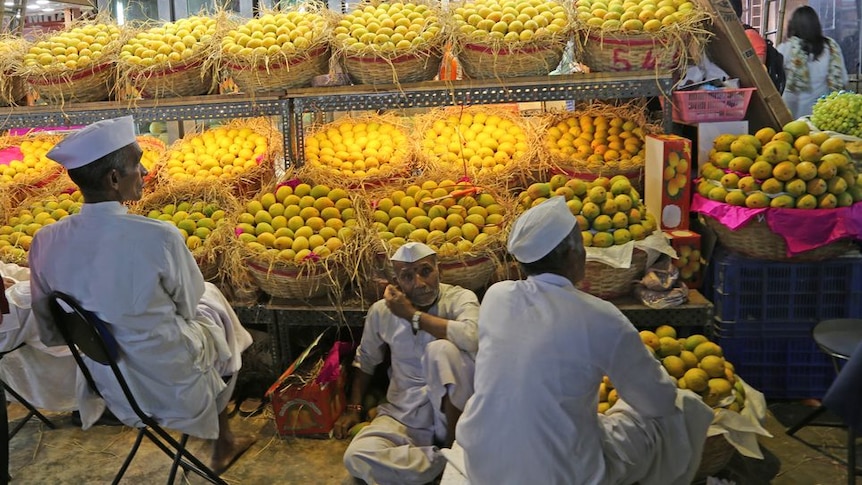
[159,228,205,320]
[383,285,480,353]
[333,368,374,439]
[28,235,67,347]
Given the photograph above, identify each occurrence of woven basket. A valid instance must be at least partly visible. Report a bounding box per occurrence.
[0,75,25,107]
[438,253,497,292]
[344,47,442,85]
[575,248,647,299]
[228,46,330,94]
[579,31,680,72]
[693,434,736,482]
[459,42,564,79]
[131,59,213,99]
[246,257,347,300]
[701,213,855,262]
[28,62,113,103]
[195,254,220,282]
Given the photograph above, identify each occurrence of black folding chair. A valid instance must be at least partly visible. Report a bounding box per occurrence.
[47,291,226,485]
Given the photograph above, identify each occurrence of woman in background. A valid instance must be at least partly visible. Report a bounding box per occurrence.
[777,6,848,118]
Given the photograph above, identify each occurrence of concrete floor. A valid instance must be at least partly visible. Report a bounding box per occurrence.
[5,401,859,484]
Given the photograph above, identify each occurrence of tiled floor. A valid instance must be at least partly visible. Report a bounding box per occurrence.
[5,401,859,484]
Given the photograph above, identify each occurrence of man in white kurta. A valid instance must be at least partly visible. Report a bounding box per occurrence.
[457,197,713,485]
[334,242,479,485]
[27,116,254,473]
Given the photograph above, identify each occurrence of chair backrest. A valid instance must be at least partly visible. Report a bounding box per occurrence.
[823,342,862,431]
[48,291,153,425]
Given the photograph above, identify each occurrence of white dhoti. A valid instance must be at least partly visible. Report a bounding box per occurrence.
[600,389,714,485]
[344,340,475,485]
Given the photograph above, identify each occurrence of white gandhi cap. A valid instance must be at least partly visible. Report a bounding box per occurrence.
[507,196,577,263]
[47,116,137,170]
[391,242,436,263]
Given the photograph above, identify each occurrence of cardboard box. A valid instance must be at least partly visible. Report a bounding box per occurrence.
[673,120,748,175]
[267,335,349,438]
[694,0,792,132]
[645,134,693,231]
[664,230,703,289]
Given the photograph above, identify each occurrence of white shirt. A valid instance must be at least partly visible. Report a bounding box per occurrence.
[29,202,248,439]
[353,283,479,429]
[457,273,678,484]
[777,38,849,119]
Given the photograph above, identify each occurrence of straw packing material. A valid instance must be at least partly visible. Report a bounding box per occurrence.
[452,0,572,79]
[0,189,84,265]
[158,117,278,192]
[303,114,413,186]
[572,0,711,72]
[544,102,658,179]
[0,133,65,189]
[516,174,657,248]
[132,181,239,281]
[221,8,330,93]
[234,181,358,300]
[20,20,122,103]
[364,179,508,291]
[334,1,444,85]
[0,36,27,107]
[117,15,220,99]
[417,106,537,184]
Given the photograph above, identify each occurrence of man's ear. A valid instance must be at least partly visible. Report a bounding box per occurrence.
[109,169,120,187]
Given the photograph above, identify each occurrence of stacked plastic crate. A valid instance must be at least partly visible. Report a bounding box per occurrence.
[710,248,862,399]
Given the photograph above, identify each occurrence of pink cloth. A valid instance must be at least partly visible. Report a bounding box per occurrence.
[0,147,23,166]
[691,194,862,256]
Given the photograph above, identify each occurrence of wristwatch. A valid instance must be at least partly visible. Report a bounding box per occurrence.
[411,311,422,333]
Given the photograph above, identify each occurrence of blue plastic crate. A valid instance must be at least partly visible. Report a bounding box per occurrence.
[718,335,835,400]
[715,319,818,340]
[711,249,862,323]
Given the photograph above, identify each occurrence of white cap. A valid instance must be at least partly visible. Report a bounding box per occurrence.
[391,242,436,263]
[47,116,137,170]
[508,196,576,263]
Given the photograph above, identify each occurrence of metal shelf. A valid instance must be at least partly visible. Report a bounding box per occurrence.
[288,71,674,164]
[0,94,292,153]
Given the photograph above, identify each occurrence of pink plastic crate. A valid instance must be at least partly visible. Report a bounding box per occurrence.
[671,87,756,123]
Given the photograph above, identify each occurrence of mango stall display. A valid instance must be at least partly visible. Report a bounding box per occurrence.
[543,102,657,183]
[302,114,413,186]
[0,190,84,265]
[157,118,278,194]
[117,15,221,99]
[20,19,123,103]
[365,180,508,291]
[451,0,572,79]
[333,1,445,85]
[517,174,657,298]
[133,182,240,281]
[0,133,65,205]
[417,106,540,185]
[0,36,26,107]
[695,121,862,261]
[571,0,710,73]
[136,135,166,186]
[235,181,358,300]
[221,8,330,93]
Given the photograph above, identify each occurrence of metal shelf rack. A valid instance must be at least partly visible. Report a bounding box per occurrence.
[288,71,674,164]
[0,94,292,151]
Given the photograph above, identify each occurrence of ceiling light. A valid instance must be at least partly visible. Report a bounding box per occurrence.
[42,7,53,11]
[26,3,38,9]
[35,0,48,4]
[3,1,13,6]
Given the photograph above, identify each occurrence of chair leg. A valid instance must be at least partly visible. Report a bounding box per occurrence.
[144,427,226,485]
[112,428,146,485]
[787,406,830,436]
[3,384,55,434]
[166,434,188,485]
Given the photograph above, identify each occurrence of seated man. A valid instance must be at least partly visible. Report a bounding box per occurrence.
[28,116,255,473]
[334,242,479,484]
[457,197,714,484]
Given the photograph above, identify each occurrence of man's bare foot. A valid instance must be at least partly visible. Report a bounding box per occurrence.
[209,434,256,475]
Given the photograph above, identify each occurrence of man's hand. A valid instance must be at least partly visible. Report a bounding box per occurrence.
[333,410,362,440]
[384,284,416,321]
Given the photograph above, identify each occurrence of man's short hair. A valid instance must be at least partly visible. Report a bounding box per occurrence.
[67,143,135,191]
[519,228,579,276]
[728,0,743,19]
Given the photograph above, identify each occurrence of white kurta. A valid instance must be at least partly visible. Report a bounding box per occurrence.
[457,273,713,485]
[344,284,479,484]
[28,202,252,439]
[777,38,849,119]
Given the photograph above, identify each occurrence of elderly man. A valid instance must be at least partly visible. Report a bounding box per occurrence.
[457,196,713,485]
[28,116,254,473]
[334,242,479,484]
